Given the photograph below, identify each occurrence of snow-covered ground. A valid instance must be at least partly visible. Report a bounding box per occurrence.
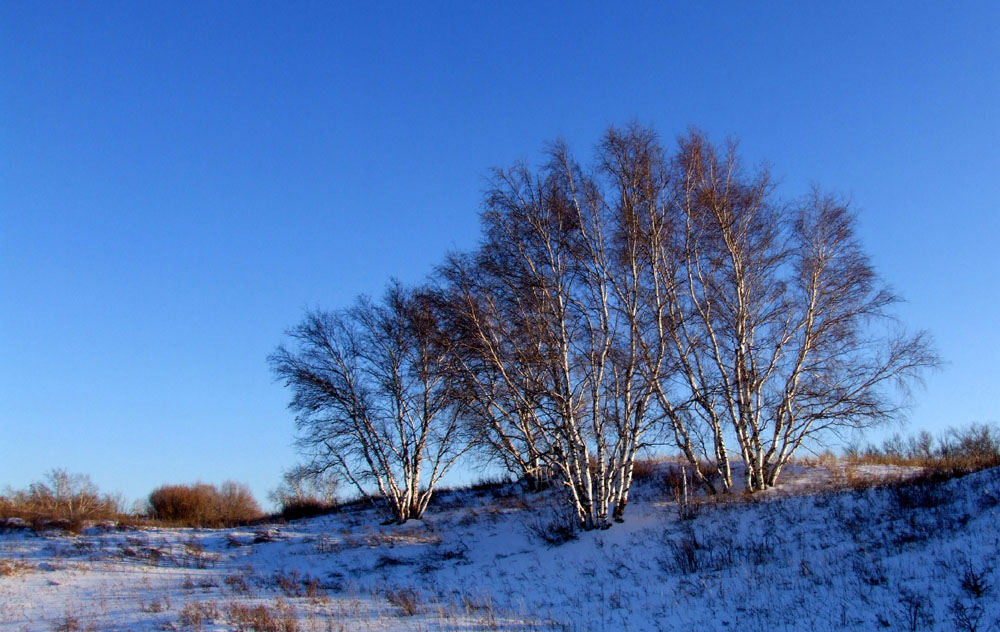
[2,463,999,631]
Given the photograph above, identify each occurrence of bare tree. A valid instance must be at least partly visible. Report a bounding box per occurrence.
[437,252,555,491]
[27,469,112,520]
[466,157,607,527]
[440,139,671,529]
[452,124,938,503]
[272,123,937,530]
[268,463,339,510]
[645,129,939,491]
[270,282,466,524]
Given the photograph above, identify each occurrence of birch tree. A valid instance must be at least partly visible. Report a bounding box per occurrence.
[650,130,939,491]
[270,282,466,524]
[441,138,670,528]
[437,252,554,491]
[463,125,938,498]
[476,156,611,528]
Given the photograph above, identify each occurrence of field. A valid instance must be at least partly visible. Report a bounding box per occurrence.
[2,462,999,631]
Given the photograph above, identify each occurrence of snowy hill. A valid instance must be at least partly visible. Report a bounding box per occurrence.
[2,464,998,631]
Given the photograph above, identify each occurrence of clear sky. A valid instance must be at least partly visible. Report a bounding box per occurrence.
[2,2,998,508]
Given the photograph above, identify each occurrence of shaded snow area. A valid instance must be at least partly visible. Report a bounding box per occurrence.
[2,465,999,631]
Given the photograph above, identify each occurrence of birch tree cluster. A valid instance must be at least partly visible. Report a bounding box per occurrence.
[272,125,937,528]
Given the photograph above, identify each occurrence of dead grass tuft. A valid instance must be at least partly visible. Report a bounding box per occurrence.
[178,600,221,629]
[384,586,422,616]
[225,599,298,632]
[50,608,97,632]
[268,569,326,602]
[224,570,255,596]
[140,595,170,613]
[0,558,35,577]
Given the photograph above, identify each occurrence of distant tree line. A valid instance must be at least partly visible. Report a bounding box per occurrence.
[0,469,122,526]
[0,471,264,530]
[846,423,1000,469]
[271,124,938,529]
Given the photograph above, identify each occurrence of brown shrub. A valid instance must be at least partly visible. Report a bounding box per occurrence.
[223,572,253,595]
[0,469,122,526]
[276,497,337,522]
[149,484,218,525]
[148,481,261,527]
[269,465,339,520]
[217,481,263,524]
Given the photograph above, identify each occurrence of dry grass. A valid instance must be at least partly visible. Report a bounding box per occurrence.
[0,558,35,577]
[269,569,327,603]
[225,599,298,632]
[50,607,98,632]
[384,586,422,616]
[224,571,255,596]
[139,595,170,613]
[357,524,442,548]
[178,600,221,629]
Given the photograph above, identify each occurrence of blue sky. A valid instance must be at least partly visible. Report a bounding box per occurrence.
[2,2,998,507]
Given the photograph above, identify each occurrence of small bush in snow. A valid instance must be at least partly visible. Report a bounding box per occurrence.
[895,587,935,631]
[663,528,703,575]
[178,600,220,630]
[269,465,339,521]
[223,571,253,596]
[225,600,298,632]
[960,564,993,599]
[525,510,578,547]
[271,569,323,599]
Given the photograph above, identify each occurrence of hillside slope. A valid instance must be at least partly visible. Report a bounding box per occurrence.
[2,464,998,631]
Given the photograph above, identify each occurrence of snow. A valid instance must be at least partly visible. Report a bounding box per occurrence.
[2,464,999,631]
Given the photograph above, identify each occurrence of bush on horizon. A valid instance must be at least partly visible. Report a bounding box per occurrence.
[845,422,1000,473]
[0,469,124,529]
[148,480,262,527]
